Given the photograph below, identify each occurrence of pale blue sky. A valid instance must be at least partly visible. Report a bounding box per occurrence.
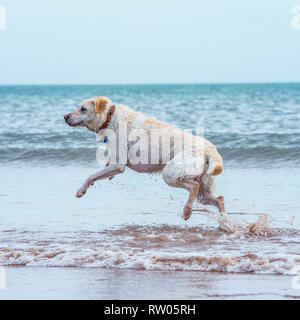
[0,0,299,84]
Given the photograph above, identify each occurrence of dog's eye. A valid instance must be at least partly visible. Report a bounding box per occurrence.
[80,107,87,112]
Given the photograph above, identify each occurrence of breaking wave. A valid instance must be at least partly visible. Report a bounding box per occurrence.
[1,132,300,167]
[1,214,299,275]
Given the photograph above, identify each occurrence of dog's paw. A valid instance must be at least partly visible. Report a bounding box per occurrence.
[76,186,87,198]
[182,206,192,221]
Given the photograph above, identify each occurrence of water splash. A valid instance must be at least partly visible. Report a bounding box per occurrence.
[193,209,279,237]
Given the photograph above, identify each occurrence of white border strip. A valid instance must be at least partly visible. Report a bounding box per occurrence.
[0,266,6,290]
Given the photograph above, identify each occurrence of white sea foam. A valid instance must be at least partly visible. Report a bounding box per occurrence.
[0,246,298,275]
[0,221,299,275]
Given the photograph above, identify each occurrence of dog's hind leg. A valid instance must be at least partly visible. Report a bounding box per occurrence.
[170,179,200,221]
[162,165,199,221]
[198,194,225,213]
[197,175,225,213]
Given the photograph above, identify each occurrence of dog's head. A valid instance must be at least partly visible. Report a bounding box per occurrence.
[64,96,113,131]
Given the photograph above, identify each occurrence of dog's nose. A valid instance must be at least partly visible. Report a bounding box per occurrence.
[64,114,70,120]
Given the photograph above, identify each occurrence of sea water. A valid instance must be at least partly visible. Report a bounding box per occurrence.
[0,84,299,276]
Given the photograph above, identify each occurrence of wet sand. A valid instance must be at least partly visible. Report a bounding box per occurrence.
[0,266,299,300]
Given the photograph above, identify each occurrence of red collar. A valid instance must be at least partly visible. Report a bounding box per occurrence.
[97,105,116,132]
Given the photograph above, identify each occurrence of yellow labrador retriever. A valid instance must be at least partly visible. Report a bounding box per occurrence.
[64,97,225,220]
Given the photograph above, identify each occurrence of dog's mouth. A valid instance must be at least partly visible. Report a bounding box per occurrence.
[64,116,84,127]
[66,121,84,127]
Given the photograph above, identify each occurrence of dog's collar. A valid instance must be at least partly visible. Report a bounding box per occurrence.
[97,105,116,133]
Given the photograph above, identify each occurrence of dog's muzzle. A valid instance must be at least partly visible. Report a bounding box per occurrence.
[64,113,82,127]
[64,113,71,124]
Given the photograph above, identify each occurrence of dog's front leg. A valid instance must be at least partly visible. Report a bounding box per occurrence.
[76,164,125,198]
[106,159,114,180]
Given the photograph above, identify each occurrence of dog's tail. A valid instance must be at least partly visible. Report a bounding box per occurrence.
[205,144,223,176]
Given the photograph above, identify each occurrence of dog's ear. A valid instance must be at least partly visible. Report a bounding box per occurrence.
[93,97,112,114]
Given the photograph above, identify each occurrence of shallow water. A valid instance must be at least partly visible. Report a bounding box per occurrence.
[0,84,299,298]
[0,166,299,277]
